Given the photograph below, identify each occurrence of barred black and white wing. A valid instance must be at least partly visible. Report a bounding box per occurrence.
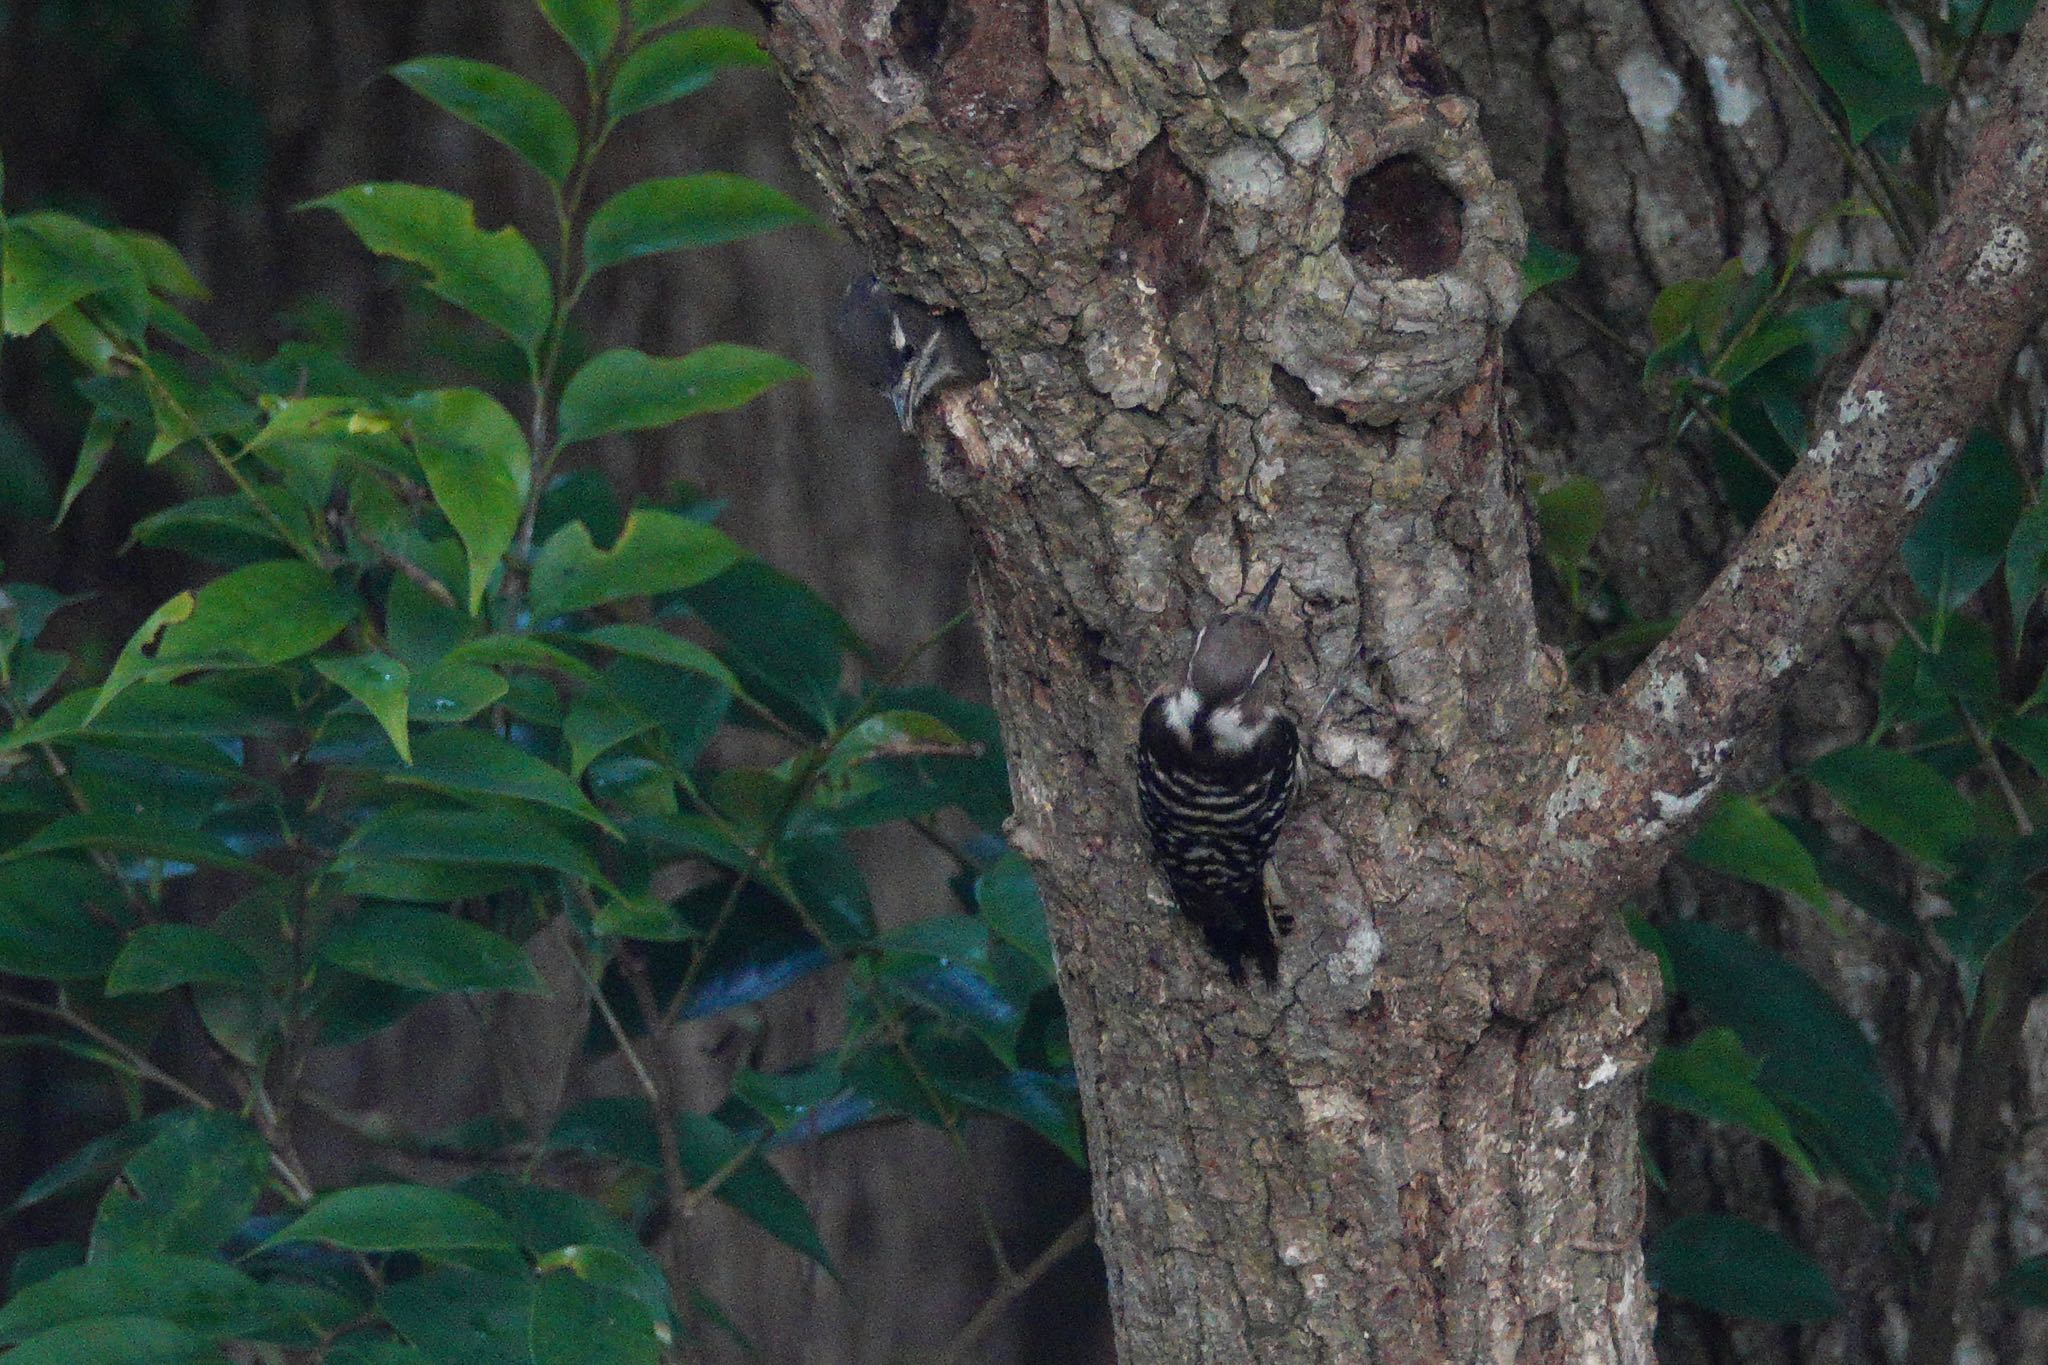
[1135,698,1299,984]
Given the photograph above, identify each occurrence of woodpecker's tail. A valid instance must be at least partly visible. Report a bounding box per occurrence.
[1174,879,1281,985]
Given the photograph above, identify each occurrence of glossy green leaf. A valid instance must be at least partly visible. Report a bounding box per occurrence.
[317,653,412,762]
[678,560,856,726]
[88,1111,268,1261]
[345,805,602,882]
[528,1272,661,1365]
[1791,0,1945,144]
[576,623,742,695]
[529,509,742,620]
[1685,796,1827,911]
[1520,236,1580,299]
[1932,835,2048,990]
[1659,919,1903,1213]
[1903,431,2020,610]
[54,408,121,526]
[0,1255,282,1343]
[106,924,262,996]
[2009,498,2048,624]
[1648,1213,1839,1322]
[127,560,358,681]
[556,345,804,448]
[456,1174,675,1332]
[86,592,197,723]
[378,1267,532,1365]
[409,661,507,724]
[609,27,770,119]
[582,175,813,273]
[631,0,710,28]
[3,212,150,339]
[321,906,545,995]
[403,389,531,612]
[12,1115,171,1212]
[1,1317,205,1365]
[539,0,621,68]
[976,852,1054,979]
[0,859,124,980]
[306,184,552,353]
[1807,745,1977,867]
[264,1184,518,1253]
[1648,1028,1816,1179]
[392,57,577,187]
[1536,475,1604,569]
[8,814,252,873]
[350,727,612,833]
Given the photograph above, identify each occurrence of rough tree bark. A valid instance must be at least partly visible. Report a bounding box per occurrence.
[760,0,2048,1359]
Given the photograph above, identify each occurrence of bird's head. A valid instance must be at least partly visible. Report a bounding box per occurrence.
[1185,567,1281,705]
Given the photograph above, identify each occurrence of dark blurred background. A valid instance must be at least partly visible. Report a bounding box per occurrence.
[0,2,1110,1359]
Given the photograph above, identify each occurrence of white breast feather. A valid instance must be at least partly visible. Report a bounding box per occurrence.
[1208,703,1264,754]
[1162,687,1200,741]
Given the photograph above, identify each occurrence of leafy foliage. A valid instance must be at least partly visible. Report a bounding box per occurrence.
[0,5,1066,1357]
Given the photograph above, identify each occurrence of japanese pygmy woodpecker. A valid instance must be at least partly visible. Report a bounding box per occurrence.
[834,275,989,431]
[1135,568,1301,984]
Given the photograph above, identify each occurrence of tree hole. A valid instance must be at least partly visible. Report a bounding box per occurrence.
[892,0,959,70]
[1340,154,1462,278]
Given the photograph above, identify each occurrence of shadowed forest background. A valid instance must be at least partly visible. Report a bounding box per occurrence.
[5,0,2048,1361]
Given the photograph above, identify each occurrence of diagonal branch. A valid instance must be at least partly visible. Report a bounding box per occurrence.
[1537,11,2048,908]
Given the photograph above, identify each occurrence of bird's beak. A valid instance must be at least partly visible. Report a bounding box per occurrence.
[887,375,917,432]
[1249,565,1283,615]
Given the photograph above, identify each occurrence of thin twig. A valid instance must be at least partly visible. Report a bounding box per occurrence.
[929,1212,1093,1365]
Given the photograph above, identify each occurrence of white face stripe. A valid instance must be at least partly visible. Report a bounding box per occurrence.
[1184,624,1209,686]
[1248,650,1273,691]
[1163,687,1200,741]
[1208,703,1263,753]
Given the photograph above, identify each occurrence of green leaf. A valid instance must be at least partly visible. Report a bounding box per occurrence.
[8,814,253,873]
[539,0,621,68]
[1648,1213,1839,1322]
[1520,236,1580,299]
[823,709,971,776]
[3,213,150,339]
[528,1272,661,1365]
[582,175,813,273]
[409,661,508,724]
[391,57,577,187]
[55,408,122,526]
[106,924,262,996]
[344,806,603,884]
[0,859,124,980]
[2008,498,2048,625]
[317,653,413,762]
[351,727,613,833]
[677,560,856,727]
[576,623,742,695]
[1792,0,1946,144]
[13,1116,172,1212]
[1648,1029,1817,1179]
[379,1267,533,1365]
[1950,0,2040,38]
[1932,835,2048,991]
[0,1255,284,1343]
[264,1184,519,1253]
[1536,475,1604,569]
[1,1317,205,1365]
[306,184,552,353]
[88,1111,269,1261]
[455,1174,675,1332]
[609,27,771,119]
[164,560,359,663]
[674,1113,835,1273]
[321,906,545,995]
[1903,431,2021,610]
[87,592,197,723]
[1806,745,1977,867]
[529,509,742,620]
[631,0,710,28]
[1659,919,1903,1213]
[556,345,805,448]
[976,852,1054,979]
[1685,796,1828,912]
[403,389,531,612]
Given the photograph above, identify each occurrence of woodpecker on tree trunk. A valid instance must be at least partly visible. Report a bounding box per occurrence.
[1135,568,1301,984]
[834,275,990,431]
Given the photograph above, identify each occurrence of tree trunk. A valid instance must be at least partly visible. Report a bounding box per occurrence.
[766,3,1665,1357]
[763,0,2048,1357]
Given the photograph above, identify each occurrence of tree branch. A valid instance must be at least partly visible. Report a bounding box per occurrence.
[1540,10,2048,906]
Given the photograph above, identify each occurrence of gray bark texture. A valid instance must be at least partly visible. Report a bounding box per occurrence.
[761,0,2048,1361]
